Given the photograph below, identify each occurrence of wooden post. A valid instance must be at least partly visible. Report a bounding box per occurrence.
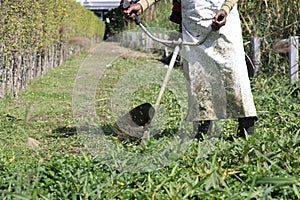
[251,35,261,76]
[289,36,299,84]
[0,47,4,98]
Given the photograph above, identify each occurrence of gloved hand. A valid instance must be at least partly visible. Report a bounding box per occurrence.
[169,1,181,24]
[122,3,143,21]
[212,10,227,31]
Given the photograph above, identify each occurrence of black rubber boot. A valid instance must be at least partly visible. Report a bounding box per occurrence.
[194,121,211,140]
[237,117,256,138]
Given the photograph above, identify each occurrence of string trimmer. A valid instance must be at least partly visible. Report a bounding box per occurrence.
[114,1,225,143]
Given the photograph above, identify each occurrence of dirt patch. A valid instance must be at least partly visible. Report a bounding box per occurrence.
[100,42,160,59]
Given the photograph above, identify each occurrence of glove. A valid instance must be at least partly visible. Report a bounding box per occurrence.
[169,1,181,24]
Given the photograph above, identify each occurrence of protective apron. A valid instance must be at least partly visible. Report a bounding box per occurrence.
[181,0,257,121]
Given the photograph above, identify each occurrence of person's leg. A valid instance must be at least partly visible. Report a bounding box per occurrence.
[237,117,256,137]
[194,120,211,140]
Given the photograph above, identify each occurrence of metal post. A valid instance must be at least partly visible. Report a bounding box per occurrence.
[289,36,299,84]
[251,35,261,76]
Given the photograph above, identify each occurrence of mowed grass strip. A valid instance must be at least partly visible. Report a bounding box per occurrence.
[0,44,300,199]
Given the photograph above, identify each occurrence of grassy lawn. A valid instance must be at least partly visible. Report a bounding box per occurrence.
[0,45,300,199]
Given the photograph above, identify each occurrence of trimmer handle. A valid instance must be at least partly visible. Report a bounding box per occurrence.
[132,6,224,27]
[217,13,225,22]
[133,15,142,25]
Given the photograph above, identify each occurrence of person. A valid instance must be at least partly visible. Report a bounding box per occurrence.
[123,0,257,139]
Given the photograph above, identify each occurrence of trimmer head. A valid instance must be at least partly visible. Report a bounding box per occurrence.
[113,103,155,139]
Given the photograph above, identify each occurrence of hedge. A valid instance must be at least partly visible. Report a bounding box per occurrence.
[0,0,105,98]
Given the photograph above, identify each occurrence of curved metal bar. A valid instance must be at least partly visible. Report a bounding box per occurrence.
[138,23,212,47]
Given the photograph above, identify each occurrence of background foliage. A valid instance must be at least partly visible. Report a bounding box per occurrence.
[239,0,299,74]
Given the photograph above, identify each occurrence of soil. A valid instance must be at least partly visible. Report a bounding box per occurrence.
[99,41,160,59]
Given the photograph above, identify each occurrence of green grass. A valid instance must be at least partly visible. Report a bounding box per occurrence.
[0,46,300,199]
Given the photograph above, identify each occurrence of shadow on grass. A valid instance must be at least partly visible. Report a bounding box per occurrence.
[50,123,240,144]
[51,126,78,138]
[50,123,183,146]
[51,124,117,138]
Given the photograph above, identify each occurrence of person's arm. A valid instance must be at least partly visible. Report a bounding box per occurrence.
[221,0,238,14]
[212,0,238,30]
[123,0,158,20]
[138,0,157,11]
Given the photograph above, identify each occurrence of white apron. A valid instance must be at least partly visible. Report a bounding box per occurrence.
[181,0,257,121]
